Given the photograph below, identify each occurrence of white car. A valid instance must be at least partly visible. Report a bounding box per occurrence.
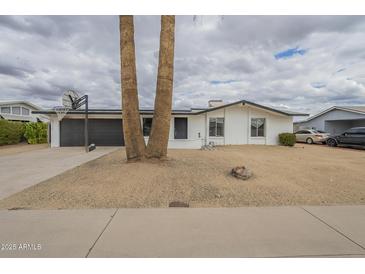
[295,129,330,144]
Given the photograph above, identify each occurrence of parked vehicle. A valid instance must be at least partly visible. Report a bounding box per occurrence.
[326,127,365,148]
[295,129,330,144]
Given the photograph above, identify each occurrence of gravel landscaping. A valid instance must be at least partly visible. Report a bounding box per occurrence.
[0,144,364,209]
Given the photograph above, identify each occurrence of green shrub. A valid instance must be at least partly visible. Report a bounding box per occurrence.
[24,122,48,144]
[0,120,25,145]
[279,132,296,146]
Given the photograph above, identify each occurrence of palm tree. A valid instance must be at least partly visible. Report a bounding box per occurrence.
[119,15,146,161]
[145,15,175,158]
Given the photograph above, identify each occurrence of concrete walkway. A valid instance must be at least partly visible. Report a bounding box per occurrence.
[0,205,364,258]
[0,147,119,199]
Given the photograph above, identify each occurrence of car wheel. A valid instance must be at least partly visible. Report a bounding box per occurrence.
[327,138,337,147]
[306,138,314,144]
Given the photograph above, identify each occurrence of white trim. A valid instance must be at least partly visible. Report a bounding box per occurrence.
[223,107,226,145]
[205,112,208,145]
[247,106,251,144]
[50,117,60,147]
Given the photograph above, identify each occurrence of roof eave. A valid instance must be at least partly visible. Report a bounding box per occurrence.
[33,100,308,117]
[299,106,365,123]
[0,101,42,111]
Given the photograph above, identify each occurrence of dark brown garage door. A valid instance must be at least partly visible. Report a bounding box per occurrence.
[60,119,124,146]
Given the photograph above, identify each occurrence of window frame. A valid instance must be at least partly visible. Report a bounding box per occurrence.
[250,118,266,137]
[12,106,21,115]
[345,128,358,135]
[209,117,224,137]
[142,117,153,137]
[21,107,30,116]
[1,106,11,114]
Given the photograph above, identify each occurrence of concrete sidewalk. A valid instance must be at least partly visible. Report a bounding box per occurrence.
[0,206,364,258]
[0,146,119,199]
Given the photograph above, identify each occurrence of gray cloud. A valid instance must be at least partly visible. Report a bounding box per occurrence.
[0,15,365,116]
[0,64,34,78]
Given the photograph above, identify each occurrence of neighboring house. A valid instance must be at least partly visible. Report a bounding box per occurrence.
[34,99,307,149]
[294,106,365,134]
[0,101,48,122]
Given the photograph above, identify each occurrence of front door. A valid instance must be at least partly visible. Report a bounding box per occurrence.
[174,117,188,139]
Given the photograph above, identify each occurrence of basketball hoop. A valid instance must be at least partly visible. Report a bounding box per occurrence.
[63,90,80,109]
[54,106,70,121]
[53,90,81,121]
[58,89,90,152]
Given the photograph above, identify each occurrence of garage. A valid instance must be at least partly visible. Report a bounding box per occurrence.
[325,119,365,134]
[60,119,124,146]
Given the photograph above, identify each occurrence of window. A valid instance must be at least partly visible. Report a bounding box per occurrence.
[345,128,364,135]
[0,107,10,114]
[209,118,224,137]
[296,130,311,134]
[12,107,21,115]
[22,107,30,116]
[357,128,365,135]
[251,118,265,137]
[143,118,153,137]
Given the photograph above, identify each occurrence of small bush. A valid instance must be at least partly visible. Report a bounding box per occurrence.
[0,120,25,145]
[279,132,296,147]
[24,122,48,144]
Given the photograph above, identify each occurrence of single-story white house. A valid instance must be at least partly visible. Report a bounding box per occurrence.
[294,105,365,134]
[0,101,48,122]
[34,99,308,149]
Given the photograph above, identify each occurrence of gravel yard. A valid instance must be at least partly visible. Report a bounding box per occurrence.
[0,144,364,209]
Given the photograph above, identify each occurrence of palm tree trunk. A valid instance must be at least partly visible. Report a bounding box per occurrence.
[120,15,146,161]
[145,15,175,158]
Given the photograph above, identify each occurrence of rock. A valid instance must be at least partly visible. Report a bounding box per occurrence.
[200,143,216,150]
[231,166,252,180]
[169,201,189,207]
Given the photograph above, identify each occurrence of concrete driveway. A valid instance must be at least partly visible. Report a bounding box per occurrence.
[0,146,119,199]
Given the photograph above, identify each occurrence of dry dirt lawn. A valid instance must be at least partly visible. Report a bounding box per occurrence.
[0,144,364,209]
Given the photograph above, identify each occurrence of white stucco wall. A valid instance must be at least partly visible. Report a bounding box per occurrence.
[50,116,60,148]
[265,111,293,145]
[224,104,248,145]
[49,104,294,148]
[244,105,292,145]
[203,104,292,146]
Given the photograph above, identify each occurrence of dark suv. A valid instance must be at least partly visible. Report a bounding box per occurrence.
[326,127,365,148]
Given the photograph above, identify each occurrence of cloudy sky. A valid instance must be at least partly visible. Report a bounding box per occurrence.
[1,15,365,117]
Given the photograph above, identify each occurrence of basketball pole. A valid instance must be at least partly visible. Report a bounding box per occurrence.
[84,95,88,153]
[71,93,89,153]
